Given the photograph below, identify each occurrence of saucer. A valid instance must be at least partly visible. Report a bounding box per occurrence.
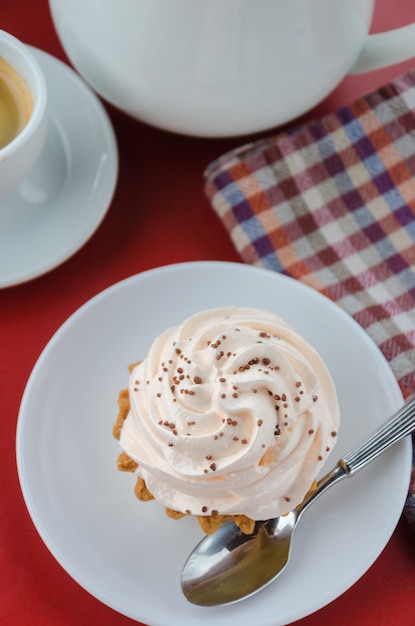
[16,262,410,626]
[0,47,118,288]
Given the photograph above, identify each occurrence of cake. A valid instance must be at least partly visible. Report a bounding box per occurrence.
[113,306,339,534]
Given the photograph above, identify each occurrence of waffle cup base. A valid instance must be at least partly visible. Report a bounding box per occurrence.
[114,386,256,535]
[116,451,256,535]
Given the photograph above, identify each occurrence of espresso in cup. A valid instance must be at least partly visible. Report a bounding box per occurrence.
[0,56,32,149]
[0,30,47,199]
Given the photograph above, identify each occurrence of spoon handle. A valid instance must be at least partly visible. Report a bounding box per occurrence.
[341,395,415,476]
[297,395,415,520]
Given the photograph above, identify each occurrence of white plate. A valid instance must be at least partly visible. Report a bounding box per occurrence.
[16,262,411,626]
[0,47,118,288]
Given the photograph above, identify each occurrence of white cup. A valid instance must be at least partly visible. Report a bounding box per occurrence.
[0,30,47,199]
[49,0,415,137]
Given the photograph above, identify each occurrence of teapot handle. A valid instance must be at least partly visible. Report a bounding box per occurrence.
[350,23,415,74]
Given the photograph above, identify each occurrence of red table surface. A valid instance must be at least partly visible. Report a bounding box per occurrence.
[2,2,415,625]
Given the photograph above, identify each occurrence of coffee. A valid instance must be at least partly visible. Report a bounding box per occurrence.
[0,56,32,149]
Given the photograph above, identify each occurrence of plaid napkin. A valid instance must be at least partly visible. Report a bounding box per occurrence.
[204,70,415,528]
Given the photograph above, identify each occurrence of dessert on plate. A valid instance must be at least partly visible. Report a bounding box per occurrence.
[113,307,340,534]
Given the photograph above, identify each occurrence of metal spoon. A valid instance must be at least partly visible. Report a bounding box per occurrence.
[181,395,415,606]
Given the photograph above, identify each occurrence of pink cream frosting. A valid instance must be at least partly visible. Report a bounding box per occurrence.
[119,307,340,520]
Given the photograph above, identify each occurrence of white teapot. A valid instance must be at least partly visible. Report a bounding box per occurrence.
[49,0,415,137]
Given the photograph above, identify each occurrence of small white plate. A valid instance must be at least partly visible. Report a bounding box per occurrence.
[16,262,411,626]
[0,47,118,288]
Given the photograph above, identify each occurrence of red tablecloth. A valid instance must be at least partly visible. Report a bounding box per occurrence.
[2,1,415,624]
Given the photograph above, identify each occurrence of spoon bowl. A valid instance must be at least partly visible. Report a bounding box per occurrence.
[181,396,415,606]
[181,513,298,606]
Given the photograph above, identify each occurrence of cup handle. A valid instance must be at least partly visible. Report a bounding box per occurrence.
[350,22,415,74]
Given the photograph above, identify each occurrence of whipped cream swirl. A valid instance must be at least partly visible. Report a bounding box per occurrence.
[119,307,339,520]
